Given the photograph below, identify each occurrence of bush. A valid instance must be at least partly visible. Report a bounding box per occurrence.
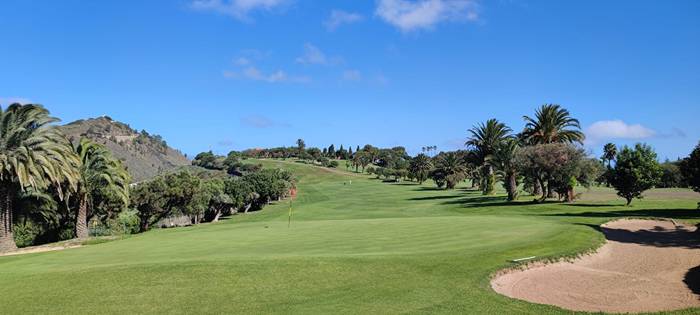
[328,160,339,168]
[13,222,42,248]
[111,210,141,235]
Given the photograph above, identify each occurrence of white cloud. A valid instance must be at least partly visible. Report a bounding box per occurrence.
[295,43,344,66]
[190,0,289,21]
[223,67,309,83]
[0,97,31,105]
[585,120,656,144]
[325,10,363,31]
[224,49,310,83]
[375,0,479,32]
[342,69,362,81]
[233,57,251,66]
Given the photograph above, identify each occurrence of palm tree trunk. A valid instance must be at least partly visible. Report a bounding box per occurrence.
[0,188,17,253]
[76,195,89,239]
[507,173,518,201]
[482,165,495,195]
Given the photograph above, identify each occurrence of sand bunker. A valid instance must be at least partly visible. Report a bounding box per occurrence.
[492,219,700,313]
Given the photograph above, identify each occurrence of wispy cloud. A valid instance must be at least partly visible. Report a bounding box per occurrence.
[295,43,342,66]
[325,10,363,31]
[372,73,390,86]
[224,49,310,83]
[585,120,656,145]
[376,0,479,32]
[190,0,290,21]
[342,69,362,81]
[0,97,31,105]
[240,114,291,128]
[224,67,309,83]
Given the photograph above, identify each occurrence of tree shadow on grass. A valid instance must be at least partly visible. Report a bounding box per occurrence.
[684,265,700,296]
[408,195,461,201]
[413,187,446,191]
[440,196,545,208]
[563,203,615,208]
[547,209,700,220]
[574,222,700,249]
[393,182,419,186]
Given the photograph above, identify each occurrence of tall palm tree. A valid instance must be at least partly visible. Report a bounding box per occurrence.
[602,143,617,168]
[0,104,79,252]
[492,138,520,201]
[521,104,585,145]
[73,138,130,238]
[466,119,513,195]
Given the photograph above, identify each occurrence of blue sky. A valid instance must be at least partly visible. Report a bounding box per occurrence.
[0,0,698,160]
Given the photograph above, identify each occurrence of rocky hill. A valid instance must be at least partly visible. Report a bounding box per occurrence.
[60,116,190,182]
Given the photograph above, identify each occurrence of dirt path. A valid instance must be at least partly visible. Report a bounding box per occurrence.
[492,219,700,313]
[0,243,82,257]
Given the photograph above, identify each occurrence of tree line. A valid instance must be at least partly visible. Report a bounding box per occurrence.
[348,104,700,206]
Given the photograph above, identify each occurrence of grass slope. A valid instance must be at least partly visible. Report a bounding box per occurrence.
[1,159,698,314]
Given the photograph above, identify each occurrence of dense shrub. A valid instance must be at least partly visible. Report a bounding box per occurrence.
[114,210,141,234]
[658,162,684,188]
[13,222,42,248]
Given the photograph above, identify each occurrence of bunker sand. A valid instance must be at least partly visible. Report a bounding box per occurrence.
[492,219,700,313]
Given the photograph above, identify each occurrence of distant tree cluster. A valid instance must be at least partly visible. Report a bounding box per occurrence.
[361,105,599,204]
[131,168,295,231]
[133,129,168,154]
[237,140,358,169]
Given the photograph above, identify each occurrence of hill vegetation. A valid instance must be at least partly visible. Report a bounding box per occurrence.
[60,116,189,182]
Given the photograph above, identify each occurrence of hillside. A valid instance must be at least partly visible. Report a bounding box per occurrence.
[60,116,190,182]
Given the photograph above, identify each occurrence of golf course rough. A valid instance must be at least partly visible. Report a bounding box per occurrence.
[0,159,698,314]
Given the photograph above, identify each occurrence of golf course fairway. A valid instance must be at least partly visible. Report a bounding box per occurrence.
[1,159,698,314]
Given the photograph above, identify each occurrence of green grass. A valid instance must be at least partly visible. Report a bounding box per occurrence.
[1,159,699,314]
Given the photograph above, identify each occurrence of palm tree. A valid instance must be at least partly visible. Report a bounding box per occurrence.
[0,104,79,252]
[409,153,433,184]
[492,138,520,201]
[432,152,467,189]
[73,138,130,239]
[296,139,305,158]
[522,104,584,198]
[521,104,585,145]
[602,143,617,168]
[466,119,513,195]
